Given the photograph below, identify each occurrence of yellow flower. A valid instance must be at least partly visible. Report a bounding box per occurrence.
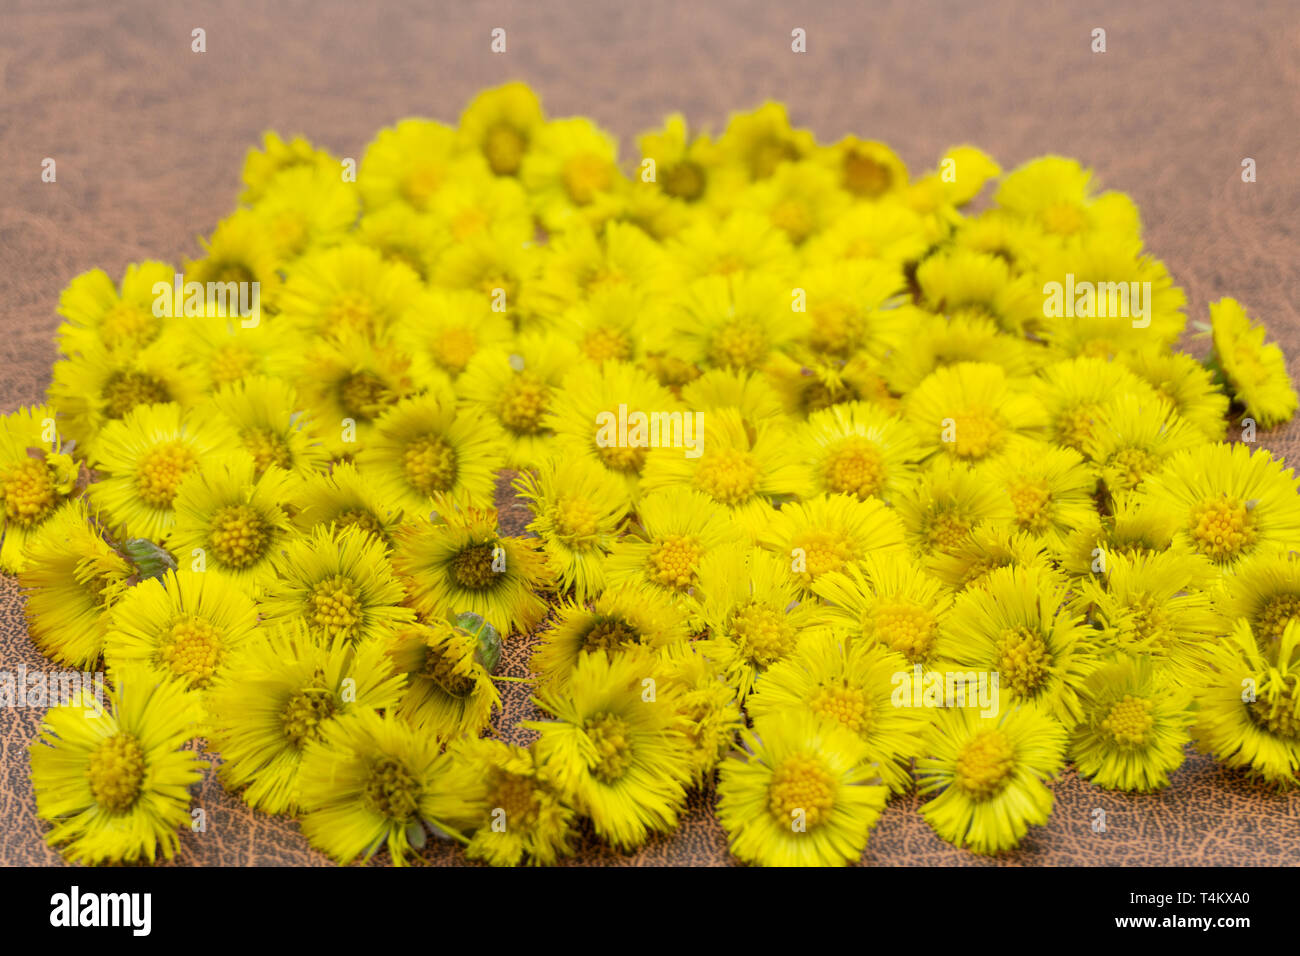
[104,569,259,695]
[297,708,485,866]
[1056,491,1183,579]
[359,118,488,213]
[454,737,576,867]
[87,401,240,542]
[747,631,931,793]
[691,544,817,699]
[636,113,721,204]
[528,649,694,850]
[794,400,923,503]
[811,554,954,667]
[0,404,80,571]
[901,148,998,239]
[903,361,1047,465]
[552,285,662,366]
[260,524,415,644]
[395,288,514,381]
[207,621,406,814]
[664,209,797,284]
[605,487,746,602]
[765,349,898,419]
[388,619,501,739]
[893,460,1013,557]
[355,391,505,515]
[1136,442,1300,568]
[1070,655,1194,792]
[917,247,1046,336]
[1032,355,1162,452]
[1208,297,1298,429]
[521,117,625,231]
[791,260,907,360]
[168,454,298,590]
[880,309,1046,394]
[459,81,547,177]
[947,208,1050,276]
[994,155,1140,242]
[641,406,813,534]
[717,709,887,867]
[427,173,533,246]
[745,161,850,246]
[916,698,1066,854]
[1216,549,1300,649]
[531,582,690,690]
[716,101,816,183]
[290,331,422,458]
[203,375,329,478]
[1036,233,1187,355]
[241,131,338,204]
[48,337,203,447]
[801,200,928,272]
[277,242,423,343]
[818,136,908,200]
[1119,348,1229,442]
[355,203,446,280]
[56,261,176,356]
[1076,549,1219,682]
[658,643,745,783]
[455,331,581,468]
[514,453,632,601]
[530,221,677,321]
[249,164,360,262]
[759,492,907,595]
[680,366,787,432]
[30,665,203,865]
[167,312,288,394]
[666,273,802,373]
[431,226,542,324]
[288,461,404,548]
[545,359,685,496]
[19,499,132,667]
[978,442,1097,548]
[1192,620,1300,786]
[925,520,1055,595]
[391,505,550,635]
[1083,392,1209,497]
[183,209,285,310]
[945,565,1098,726]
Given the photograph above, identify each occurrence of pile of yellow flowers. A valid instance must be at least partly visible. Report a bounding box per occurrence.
[7,82,1300,867]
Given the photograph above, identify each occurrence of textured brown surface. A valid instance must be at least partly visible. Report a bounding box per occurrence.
[2,0,1299,866]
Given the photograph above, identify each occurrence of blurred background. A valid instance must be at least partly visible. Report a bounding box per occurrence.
[1,0,1298,865]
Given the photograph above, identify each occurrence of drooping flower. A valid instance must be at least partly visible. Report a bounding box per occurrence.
[297,708,485,866]
[1207,297,1299,429]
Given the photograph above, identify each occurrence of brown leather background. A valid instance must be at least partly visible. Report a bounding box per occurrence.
[2,0,1299,866]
